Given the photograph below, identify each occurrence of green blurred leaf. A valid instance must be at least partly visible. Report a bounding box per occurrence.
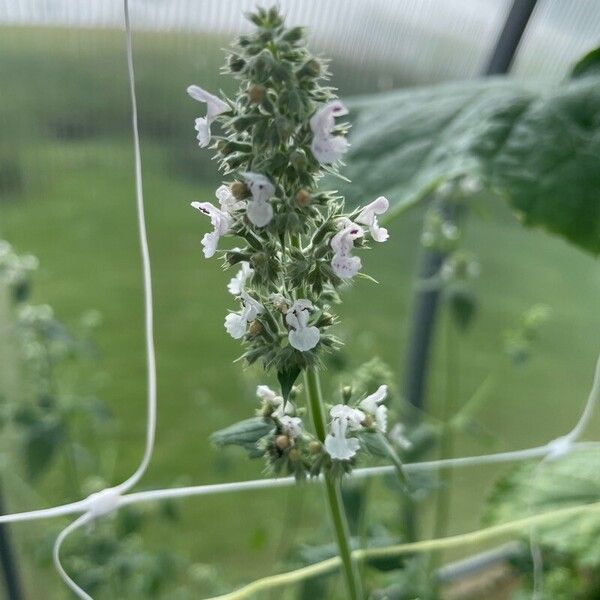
[24,419,65,479]
[210,417,273,455]
[571,47,600,79]
[485,448,600,568]
[347,58,600,255]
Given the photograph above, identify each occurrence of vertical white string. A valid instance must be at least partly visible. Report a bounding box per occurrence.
[52,1,156,596]
[115,0,158,495]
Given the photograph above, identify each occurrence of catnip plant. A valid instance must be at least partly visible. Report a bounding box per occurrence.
[187,8,406,598]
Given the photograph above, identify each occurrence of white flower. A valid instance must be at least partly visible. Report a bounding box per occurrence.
[224,291,264,339]
[310,100,349,164]
[286,299,320,351]
[389,423,412,451]
[187,85,229,147]
[330,404,365,429]
[190,202,232,258]
[241,172,275,227]
[216,184,244,213]
[256,385,294,418]
[325,418,360,461]
[269,292,290,312]
[279,415,303,439]
[359,385,388,432]
[356,196,390,242]
[191,186,244,258]
[330,220,363,279]
[227,262,253,295]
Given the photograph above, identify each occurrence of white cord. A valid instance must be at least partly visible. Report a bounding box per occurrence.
[52,1,157,596]
[115,0,158,496]
[53,514,92,600]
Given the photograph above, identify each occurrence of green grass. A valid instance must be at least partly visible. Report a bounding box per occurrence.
[0,25,599,599]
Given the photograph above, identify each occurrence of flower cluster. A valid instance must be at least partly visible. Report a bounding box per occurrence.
[190,8,400,478]
[188,7,389,377]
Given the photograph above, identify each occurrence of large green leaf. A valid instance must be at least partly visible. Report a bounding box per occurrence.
[485,448,600,568]
[346,60,600,255]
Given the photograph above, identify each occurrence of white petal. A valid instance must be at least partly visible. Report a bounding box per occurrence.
[289,325,320,352]
[324,418,360,461]
[201,231,220,258]
[330,404,365,428]
[356,197,390,242]
[216,185,243,213]
[330,224,363,255]
[227,262,252,296]
[290,299,313,312]
[241,172,275,204]
[187,85,229,117]
[375,405,388,433]
[331,253,362,279]
[194,117,211,147]
[359,385,388,413]
[309,101,349,136]
[279,416,303,438]
[310,134,349,164]
[256,385,279,404]
[224,312,246,339]
[247,200,273,227]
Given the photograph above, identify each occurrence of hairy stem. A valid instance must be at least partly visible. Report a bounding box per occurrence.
[304,367,363,600]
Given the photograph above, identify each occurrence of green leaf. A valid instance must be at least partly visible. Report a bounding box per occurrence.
[346,63,600,255]
[24,420,65,479]
[277,364,301,401]
[211,417,273,456]
[447,287,477,331]
[485,448,600,568]
[571,47,600,79]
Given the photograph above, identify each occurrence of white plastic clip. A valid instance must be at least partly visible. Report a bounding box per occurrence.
[545,435,573,460]
[86,488,121,519]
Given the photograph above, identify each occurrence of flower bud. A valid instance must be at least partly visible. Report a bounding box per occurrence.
[251,252,267,268]
[309,441,322,455]
[228,54,246,73]
[225,249,251,266]
[298,59,320,79]
[362,414,374,429]
[316,312,333,327]
[342,385,352,402]
[276,435,290,450]
[248,320,263,337]
[296,189,311,207]
[230,181,249,200]
[289,448,301,462]
[247,84,265,104]
[290,150,307,170]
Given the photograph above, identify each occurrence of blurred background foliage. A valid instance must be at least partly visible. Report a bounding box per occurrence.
[0,1,599,598]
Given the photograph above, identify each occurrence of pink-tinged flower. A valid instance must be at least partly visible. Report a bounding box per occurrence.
[310,100,349,164]
[285,299,320,351]
[190,202,232,258]
[224,291,264,339]
[359,384,388,432]
[187,85,230,147]
[356,196,390,242]
[241,172,275,227]
[330,220,363,279]
[191,186,243,258]
[325,417,360,460]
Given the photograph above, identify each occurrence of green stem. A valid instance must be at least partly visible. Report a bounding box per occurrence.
[431,311,459,571]
[304,367,363,600]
